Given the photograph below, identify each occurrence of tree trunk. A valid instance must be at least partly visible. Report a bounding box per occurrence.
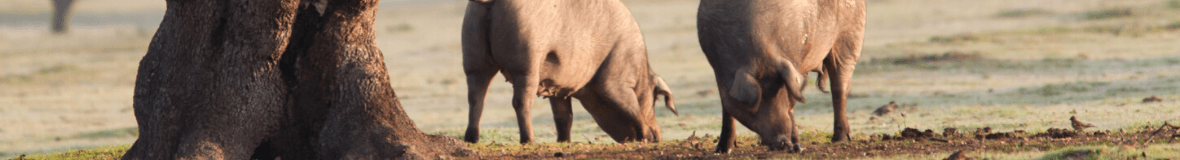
[122,0,471,159]
[51,0,74,34]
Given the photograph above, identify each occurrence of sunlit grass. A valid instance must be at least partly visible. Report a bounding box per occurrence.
[3,145,129,160]
[5,0,1180,158]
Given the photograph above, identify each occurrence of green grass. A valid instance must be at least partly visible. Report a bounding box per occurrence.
[948,18,1180,41]
[994,8,1053,18]
[4,146,129,160]
[67,127,138,140]
[1036,145,1179,160]
[863,144,1180,160]
[385,23,414,33]
[1016,81,1109,97]
[7,0,1180,158]
[36,64,76,74]
[1083,7,1134,20]
[927,33,983,44]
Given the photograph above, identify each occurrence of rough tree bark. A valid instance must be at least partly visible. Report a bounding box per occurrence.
[51,0,75,34]
[122,0,471,159]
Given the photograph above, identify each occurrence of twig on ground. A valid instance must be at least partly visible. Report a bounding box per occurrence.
[1147,121,1178,142]
[582,134,593,144]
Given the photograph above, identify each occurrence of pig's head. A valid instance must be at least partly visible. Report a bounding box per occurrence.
[581,73,678,143]
[721,58,805,150]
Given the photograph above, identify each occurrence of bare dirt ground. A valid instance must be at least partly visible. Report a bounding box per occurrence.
[467,124,1180,159]
[3,0,1180,159]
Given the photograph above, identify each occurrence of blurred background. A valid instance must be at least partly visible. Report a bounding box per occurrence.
[1,0,1178,158]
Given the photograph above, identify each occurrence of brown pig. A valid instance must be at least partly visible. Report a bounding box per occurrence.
[462,0,678,144]
[697,0,866,153]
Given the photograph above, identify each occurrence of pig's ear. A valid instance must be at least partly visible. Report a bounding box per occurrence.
[653,76,678,116]
[775,59,806,103]
[728,67,761,106]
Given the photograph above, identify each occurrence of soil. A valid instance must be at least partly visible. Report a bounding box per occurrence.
[1143,95,1163,103]
[943,150,970,160]
[465,123,1180,159]
[892,51,983,64]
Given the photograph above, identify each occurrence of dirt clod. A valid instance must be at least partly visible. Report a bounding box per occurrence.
[1035,128,1078,138]
[975,127,992,135]
[978,132,1014,140]
[900,128,935,139]
[1093,131,1106,136]
[944,128,959,137]
[1143,95,1163,103]
[943,150,971,160]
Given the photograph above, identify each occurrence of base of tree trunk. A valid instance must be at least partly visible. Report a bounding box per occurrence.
[121,0,471,159]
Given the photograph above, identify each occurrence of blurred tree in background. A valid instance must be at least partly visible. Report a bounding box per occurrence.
[51,0,75,34]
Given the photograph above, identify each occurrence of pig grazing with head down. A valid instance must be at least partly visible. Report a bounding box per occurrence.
[697,0,867,153]
[462,0,678,144]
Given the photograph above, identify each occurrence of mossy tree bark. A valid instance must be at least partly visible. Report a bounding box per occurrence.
[122,0,471,159]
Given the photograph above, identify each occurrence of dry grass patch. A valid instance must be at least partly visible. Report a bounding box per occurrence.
[994,8,1054,19]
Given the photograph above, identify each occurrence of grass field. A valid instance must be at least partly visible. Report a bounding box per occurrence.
[2,0,1179,159]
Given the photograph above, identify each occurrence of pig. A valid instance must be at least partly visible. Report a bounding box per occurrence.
[462,0,678,144]
[696,0,866,153]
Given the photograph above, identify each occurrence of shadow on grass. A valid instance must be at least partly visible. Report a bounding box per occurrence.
[796,55,1180,114]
